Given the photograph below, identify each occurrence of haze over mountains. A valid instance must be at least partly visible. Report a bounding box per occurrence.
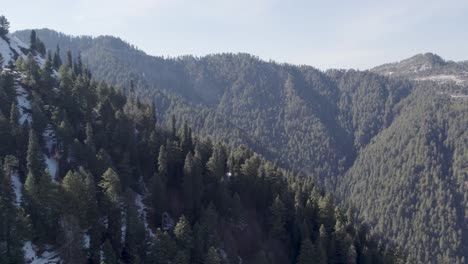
[10,28,467,264]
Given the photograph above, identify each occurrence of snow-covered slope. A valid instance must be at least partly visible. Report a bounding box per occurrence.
[23,241,61,264]
[0,34,46,68]
[1,35,63,264]
[0,35,29,66]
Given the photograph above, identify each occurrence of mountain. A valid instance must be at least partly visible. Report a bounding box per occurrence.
[13,29,468,264]
[0,29,405,263]
[372,52,468,88]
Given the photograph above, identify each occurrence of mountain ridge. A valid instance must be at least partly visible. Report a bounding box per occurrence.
[10,28,468,264]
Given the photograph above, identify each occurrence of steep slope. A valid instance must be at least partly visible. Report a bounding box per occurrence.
[12,29,467,264]
[0,30,403,264]
[338,84,468,263]
[13,29,414,187]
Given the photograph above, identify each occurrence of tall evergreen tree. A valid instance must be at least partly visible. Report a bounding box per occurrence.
[204,246,221,264]
[297,238,318,264]
[0,15,9,37]
[24,130,59,241]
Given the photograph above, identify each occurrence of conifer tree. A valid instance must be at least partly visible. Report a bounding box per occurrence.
[102,239,118,264]
[0,158,25,263]
[24,130,59,240]
[204,246,221,264]
[123,191,147,263]
[0,15,9,37]
[174,215,193,251]
[269,195,286,239]
[297,238,318,264]
[53,45,62,69]
[149,229,176,264]
[29,30,37,50]
[99,168,122,251]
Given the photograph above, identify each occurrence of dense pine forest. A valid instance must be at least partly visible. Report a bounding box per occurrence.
[12,29,468,264]
[0,18,409,263]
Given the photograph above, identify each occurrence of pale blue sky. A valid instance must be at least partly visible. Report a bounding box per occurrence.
[3,0,468,69]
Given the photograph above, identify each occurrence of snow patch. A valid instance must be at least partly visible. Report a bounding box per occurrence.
[23,241,62,264]
[135,193,154,237]
[9,35,29,60]
[11,172,23,206]
[45,155,58,181]
[83,234,91,249]
[0,36,14,66]
[121,209,127,243]
[15,84,32,125]
[415,74,466,85]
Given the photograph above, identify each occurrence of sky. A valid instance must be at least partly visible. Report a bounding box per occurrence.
[3,0,468,70]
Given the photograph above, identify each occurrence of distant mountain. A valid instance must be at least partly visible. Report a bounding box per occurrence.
[13,29,468,264]
[371,52,468,86]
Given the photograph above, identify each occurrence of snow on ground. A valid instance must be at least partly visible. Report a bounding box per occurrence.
[15,84,32,125]
[23,241,62,264]
[121,208,127,243]
[450,94,468,99]
[0,36,14,66]
[11,172,23,206]
[9,35,29,60]
[43,124,59,180]
[415,74,466,85]
[83,234,91,249]
[135,193,154,237]
[42,124,57,154]
[45,155,58,181]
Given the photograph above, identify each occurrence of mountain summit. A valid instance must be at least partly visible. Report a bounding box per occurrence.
[371,52,468,85]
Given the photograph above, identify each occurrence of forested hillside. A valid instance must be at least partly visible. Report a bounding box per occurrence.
[12,28,468,264]
[338,83,467,263]
[0,23,406,263]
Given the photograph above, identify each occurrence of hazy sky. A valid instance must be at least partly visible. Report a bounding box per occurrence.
[3,0,468,69]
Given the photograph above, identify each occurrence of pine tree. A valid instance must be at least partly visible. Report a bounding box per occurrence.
[174,215,193,251]
[158,145,168,180]
[0,15,10,37]
[173,250,189,264]
[39,55,54,89]
[99,168,121,206]
[29,30,37,50]
[0,158,25,263]
[57,215,85,264]
[269,195,286,239]
[99,168,122,251]
[182,152,203,215]
[66,49,73,68]
[148,229,176,264]
[102,239,118,264]
[297,238,318,264]
[317,225,328,264]
[318,194,335,232]
[204,246,220,264]
[171,114,177,139]
[53,45,62,69]
[24,130,59,241]
[24,53,40,87]
[123,191,147,263]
